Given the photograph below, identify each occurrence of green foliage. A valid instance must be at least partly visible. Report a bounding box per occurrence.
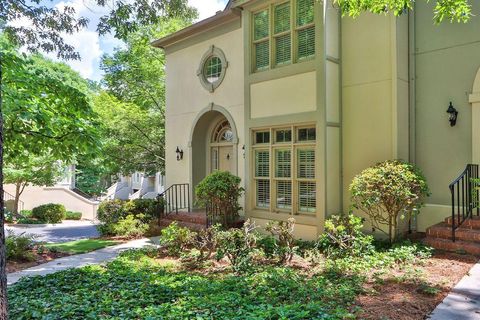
[264,218,298,263]
[19,210,32,218]
[65,211,82,221]
[113,215,149,239]
[7,253,361,319]
[333,0,473,24]
[318,214,375,259]
[96,199,159,236]
[350,160,430,242]
[6,231,36,262]
[196,171,244,227]
[216,220,258,273]
[181,225,221,268]
[32,204,66,224]
[159,222,195,256]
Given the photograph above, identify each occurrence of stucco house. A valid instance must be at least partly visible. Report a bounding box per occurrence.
[152,0,480,251]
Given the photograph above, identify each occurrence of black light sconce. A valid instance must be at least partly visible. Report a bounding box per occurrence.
[242,145,245,158]
[446,102,458,127]
[175,147,184,161]
[226,154,230,160]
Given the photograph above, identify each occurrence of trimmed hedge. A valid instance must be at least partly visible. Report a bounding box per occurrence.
[65,211,82,220]
[32,203,66,223]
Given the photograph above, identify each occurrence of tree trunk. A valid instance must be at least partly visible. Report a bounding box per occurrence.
[13,182,20,215]
[0,50,9,319]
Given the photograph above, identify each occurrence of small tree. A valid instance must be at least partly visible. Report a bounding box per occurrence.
[195,171,244,228]
[4,156,64,215]
[349,160,430,243]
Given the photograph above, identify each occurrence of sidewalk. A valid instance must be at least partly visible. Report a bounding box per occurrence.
[428,261,480,320]
[7,237,160,285]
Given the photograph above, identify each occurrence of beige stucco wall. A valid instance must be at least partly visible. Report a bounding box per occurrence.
[4,184,98,220]
[342,13,409,232]
[251,217,318,241]
[164,23,244,203]
[250,71,316,118]
[413,2,480,230]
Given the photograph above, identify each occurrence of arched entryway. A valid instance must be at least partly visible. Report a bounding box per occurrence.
[469,67,480,164]
[189,104,238,205]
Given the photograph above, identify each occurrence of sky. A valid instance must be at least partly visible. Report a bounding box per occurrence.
[38,0,229,81]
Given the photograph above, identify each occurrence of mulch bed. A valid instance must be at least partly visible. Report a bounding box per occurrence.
[7,250,71,274]
[356,251,478,320]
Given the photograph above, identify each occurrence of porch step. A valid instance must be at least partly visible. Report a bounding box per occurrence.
[424,237,480,255]
[426,223,480,242]
[444,215,480,229]
[163,212,207,225]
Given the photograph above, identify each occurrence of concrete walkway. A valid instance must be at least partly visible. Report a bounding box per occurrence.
[7,237,160,285]
[428,261,480,319]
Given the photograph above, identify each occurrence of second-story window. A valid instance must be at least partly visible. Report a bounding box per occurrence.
[253,0,315,72]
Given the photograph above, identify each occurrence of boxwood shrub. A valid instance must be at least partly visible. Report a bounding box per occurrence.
[65,211,82,220]
[32,203,66,223]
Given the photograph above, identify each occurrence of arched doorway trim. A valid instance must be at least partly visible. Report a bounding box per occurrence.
[469,67,480,164]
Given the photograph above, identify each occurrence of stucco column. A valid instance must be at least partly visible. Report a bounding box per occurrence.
[469,67,480,164]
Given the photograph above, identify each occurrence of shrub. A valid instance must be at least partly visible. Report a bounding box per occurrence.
[318,214,374,259]
[19,210,32,218]
[32,203,66,223]
[4,210,14,224]
[65,211,82,220]
[113,214,149,239]
[195,171,244,227]
[216,220,258,273]
[160,222,195,256]
[6,231,36,262]
[350,160,430,242]
[264,218,297,264]
[181,225,221,268]
[124,199,157,221]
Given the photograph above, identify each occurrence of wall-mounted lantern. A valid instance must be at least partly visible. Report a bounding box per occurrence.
[242,145,245,159]
[176,147,184,161]
[226,153,230,160]
[446,102,458,127]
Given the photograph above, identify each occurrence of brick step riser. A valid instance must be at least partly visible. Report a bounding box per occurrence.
[426,229,480,243]
[162,214,207,224]
[159,219,206,231]
[424,238,480,255]
[444,218,480,229]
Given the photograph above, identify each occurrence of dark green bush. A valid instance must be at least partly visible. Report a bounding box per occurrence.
[19,210,32,217]
[32,203,66,223]
[195,171,244,227]
[4,210,14,224]
[113,214,149,239]
[97,199,159,236]
[318,214,374,259]
[6,231,36,262]
[65,211,82,220]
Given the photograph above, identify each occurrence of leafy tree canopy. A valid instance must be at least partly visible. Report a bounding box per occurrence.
[333,0,473,23]
[1,38,99,164]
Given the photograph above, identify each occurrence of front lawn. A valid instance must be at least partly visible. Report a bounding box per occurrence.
[44,239,120,254]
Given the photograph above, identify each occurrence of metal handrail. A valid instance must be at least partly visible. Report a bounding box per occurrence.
[158,183,190,217]
[450,164,480,242]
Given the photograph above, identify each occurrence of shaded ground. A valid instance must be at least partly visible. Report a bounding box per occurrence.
[5,221,99,243]
[356,252,478,320]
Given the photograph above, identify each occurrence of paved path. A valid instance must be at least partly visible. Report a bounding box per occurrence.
[428,261,480,319]
[7,237,160,285]
[5,221,100,243]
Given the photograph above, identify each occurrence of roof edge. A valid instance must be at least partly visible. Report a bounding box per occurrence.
[151,8,241,49]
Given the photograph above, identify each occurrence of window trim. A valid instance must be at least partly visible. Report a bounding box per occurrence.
[251,0,315,73]
[197,45,228,92]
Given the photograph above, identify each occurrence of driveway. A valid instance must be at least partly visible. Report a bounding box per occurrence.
[5,220,100,243]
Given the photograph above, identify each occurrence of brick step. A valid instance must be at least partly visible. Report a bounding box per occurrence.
[445,215,480,229]
[426,223,480,242]
[159,219,206,231]
[162,212,207,224]
[424,237,480,255]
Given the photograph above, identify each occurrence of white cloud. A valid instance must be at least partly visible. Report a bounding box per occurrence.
[189,0,227,20]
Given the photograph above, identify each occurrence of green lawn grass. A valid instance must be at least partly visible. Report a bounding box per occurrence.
[44,239,120,254]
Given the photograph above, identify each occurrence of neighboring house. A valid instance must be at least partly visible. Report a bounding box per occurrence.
[102,172,165,201]
[153,0,480,244]
[4,165,99,220]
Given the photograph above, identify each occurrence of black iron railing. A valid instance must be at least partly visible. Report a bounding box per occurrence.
[158,184,190,218]
[450,164,480,242]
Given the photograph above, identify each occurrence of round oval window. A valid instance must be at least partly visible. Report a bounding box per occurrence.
[203,56,222,84]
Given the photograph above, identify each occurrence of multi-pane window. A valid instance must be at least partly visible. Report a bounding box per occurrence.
[253,0,315,72]
[204,56,222,83]
[252,125,316,215]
